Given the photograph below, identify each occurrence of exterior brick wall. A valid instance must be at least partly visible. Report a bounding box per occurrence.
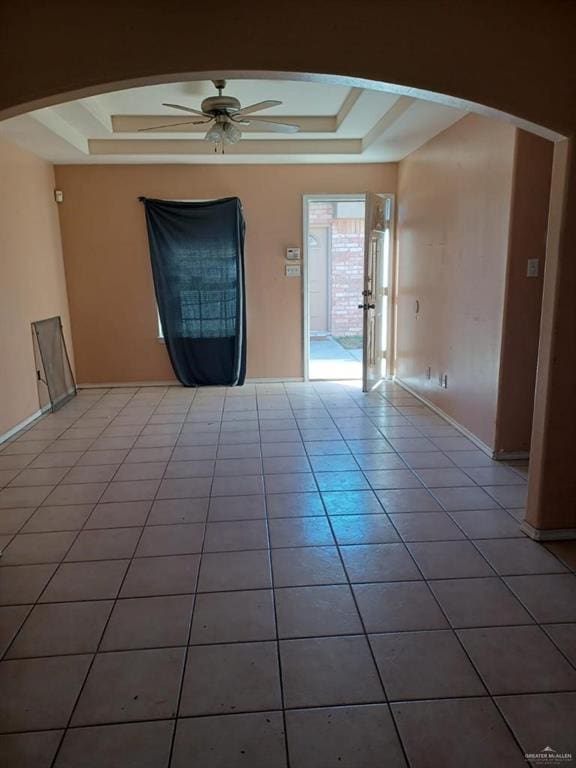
[308,202,364,337]
[308,201,334,225]
[330,218,364,336]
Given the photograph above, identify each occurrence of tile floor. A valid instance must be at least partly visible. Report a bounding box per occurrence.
[0,380,575,767]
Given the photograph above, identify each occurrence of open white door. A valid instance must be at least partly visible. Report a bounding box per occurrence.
[362,193,394,392]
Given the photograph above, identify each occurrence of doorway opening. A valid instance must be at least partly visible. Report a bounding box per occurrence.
[304,195,365,380]
[303,193,395,389]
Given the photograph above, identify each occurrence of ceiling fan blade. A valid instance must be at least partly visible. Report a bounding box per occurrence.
[243,119,300,133]
[235,100,282,116]
[162,102,208,117]
[137,119,211,132]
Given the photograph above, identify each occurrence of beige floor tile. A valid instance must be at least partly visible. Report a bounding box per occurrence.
[286,704,407,768]
[54,721,173,768]
[458,625,576,694]
[370,630,485,700]
[120,554,200,597]
[180,641,282,715]
[392,698,526,768]
[0,655,92,732]
[100,594,193,650]
[272,546,346,587]
[275,585,362,638]
[190,589,276,644]
[171,712,287,768]
[0,730,63,768]
[71,647,185,725]
[198,549,272,592]
[341,543,421,583]
[353,582,447,632]
[280,636,384,708]
[7,601,113,657]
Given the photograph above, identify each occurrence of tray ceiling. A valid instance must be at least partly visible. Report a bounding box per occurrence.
[0,78,466,164]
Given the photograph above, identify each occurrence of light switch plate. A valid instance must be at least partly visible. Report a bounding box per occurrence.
[286,264,301,277]
[527,258,539,278]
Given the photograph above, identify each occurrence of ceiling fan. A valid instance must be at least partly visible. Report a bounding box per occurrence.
[139,80,300,150]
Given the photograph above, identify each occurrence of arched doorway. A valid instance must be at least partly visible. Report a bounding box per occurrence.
[1,1,574,539]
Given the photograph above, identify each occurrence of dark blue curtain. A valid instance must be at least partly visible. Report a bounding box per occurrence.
[141,197,246,387]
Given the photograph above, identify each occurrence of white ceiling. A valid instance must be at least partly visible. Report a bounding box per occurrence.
[0,78,466,164]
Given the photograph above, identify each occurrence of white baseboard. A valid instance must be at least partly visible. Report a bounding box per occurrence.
[79,378,305,389]
[0,404,52,446]
[246,377,304,383]
[394,378,495,458]
[521,520,576,541]
[492,450,530,462]
[51,387,77,408]
[79,381,179,388]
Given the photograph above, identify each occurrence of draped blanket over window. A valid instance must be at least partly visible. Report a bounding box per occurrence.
[141,197,246,387]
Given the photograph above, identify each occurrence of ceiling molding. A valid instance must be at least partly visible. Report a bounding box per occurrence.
[78,98,113,132]
[31,110,89,154]
[1,79,467,164]
[89,138,362,155]
[111,115,337,134]
[361,96,415,150]
[336,87,364,127]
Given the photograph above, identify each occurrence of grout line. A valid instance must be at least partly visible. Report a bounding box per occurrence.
[166,388,215,767]
[292,387,413,768]
[388,514,533,761]
[47,386,196,768]
[7,620,576,663]
[3,679,576,742]
[258,383,292,768]
[1,389,114,658]
[0,381,571,761]
[45,385,162,766]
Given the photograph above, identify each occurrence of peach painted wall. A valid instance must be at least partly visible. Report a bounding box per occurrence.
[55,164,396,384]
[395,114,516,449]
[0,137,73,437]
[494,131,553,455]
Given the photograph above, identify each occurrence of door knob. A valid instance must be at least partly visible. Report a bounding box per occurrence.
[358,303,376,310]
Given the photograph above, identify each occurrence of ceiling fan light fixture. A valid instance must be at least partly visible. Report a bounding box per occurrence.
[205,120,242,147]
[223,122,241,144]
[205,123,225,144]
[158,82,299,151]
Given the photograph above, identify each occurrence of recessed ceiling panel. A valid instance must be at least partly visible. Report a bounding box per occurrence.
[0,78,468,164]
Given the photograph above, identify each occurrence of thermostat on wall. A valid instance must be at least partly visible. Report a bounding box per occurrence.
[286,247,301,260]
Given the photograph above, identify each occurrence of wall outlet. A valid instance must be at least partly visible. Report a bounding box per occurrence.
[527,258,539,278]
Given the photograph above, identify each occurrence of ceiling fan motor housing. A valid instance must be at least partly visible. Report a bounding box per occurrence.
[201,95,241,115]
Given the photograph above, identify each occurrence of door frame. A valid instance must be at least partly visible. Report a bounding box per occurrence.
[302,193,368,381]
[363,192,396,390]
